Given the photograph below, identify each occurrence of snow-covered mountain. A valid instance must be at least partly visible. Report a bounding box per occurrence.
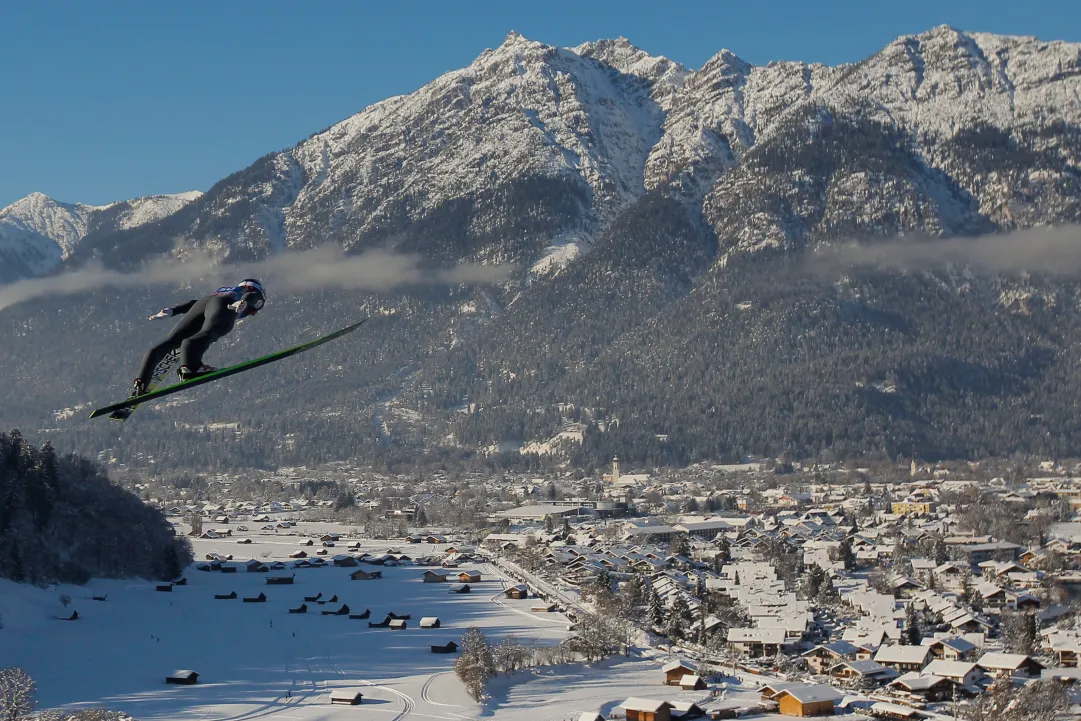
[5,26,1081,469]
[72,26,1079,277]
[0,190,201,282]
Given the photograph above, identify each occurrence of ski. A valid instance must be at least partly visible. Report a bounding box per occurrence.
[90,319,367,419]
[109,349,180,421]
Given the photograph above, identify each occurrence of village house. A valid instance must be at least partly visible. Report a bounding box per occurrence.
[976,652,1045,678]
[801,642,858,674]
[727,627,788,658]
[873,645,931,673]
[771,684,842,717]
[888,672,954,702]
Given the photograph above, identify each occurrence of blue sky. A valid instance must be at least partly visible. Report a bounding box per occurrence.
[1,0,1078,209]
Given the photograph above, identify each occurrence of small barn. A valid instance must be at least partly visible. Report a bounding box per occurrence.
[329,689,363,705]
[266,575,295,585]
[389,619,407,630]
[289,603,308,614]
[450,584,471,594]
[57,610,79,621]
[155,584,173,592]
[243,592,267,603]
[321,604,351,616]
[505,584,529,599]
[419,617,441,629]
[165,670,199,685]
[458,571,481,583]
[289,550,308,559]
[679,674,706,691]
[333,555,358,567]
[304,592,323,602]
[662,659,698,686]
[214,591,237,600]
[431,641,458,653]
[349,609,371,620]
[423,570,450,583]
[773,684,842,717]
[620,697,672,721]
[350,569,382,580]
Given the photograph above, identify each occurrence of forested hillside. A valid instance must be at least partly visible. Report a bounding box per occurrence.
[0,431,192,584]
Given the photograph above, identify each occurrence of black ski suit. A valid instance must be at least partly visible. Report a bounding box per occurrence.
[135,291,260,385]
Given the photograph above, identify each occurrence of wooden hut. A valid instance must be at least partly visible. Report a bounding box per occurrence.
[214,591,237,600]
[450,584,471,594]
[266,575,295,585]
[289,603,308,614]
[350,569,382,580]
[662,659,698,686]
[172,577,187,586]
[431,641,458,653]
[389,619,407,630]
[772,685,842,717]
[387,612,411,620]
[165,670,199,685]
[92,595,107,602]
[304,592,323,602]
[368,618,391,628]
[57,610,79,621]
[419,617,441,629]
[620,698,672,721]
[321,604,351,616]
[458,571,482,583]
[155,584,173,592]
[504,584,529,599]
[329,689,363,705]
[243,592,267,603]
[348,609,371,620]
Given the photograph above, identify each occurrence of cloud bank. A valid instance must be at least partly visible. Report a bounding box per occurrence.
[807,225,1081,277]
[0,246,515,310]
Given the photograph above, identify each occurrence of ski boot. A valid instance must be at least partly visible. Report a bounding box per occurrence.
[177,364,217,382]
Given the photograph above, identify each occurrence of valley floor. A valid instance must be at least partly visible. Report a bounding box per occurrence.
[0,524,784,720]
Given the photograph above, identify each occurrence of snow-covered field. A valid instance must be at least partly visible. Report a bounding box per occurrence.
[0,523,795,720]
[0,527,572,720]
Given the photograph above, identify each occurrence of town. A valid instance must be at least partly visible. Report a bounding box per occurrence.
[93,455,1081,719]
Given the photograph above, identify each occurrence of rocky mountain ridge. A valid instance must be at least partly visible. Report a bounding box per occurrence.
[0,190,201,282]
[2,26,1081,470]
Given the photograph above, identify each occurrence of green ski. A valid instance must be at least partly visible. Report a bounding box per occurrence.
[109,349,180,421]
[90,318,367,419]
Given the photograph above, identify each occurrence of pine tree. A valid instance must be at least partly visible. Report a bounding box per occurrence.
[695,573,707,599]
[904,604,922,646]
[672,533,691,557]
[413,506,427,526]
[162,545,181,581]
[648,584,665,629]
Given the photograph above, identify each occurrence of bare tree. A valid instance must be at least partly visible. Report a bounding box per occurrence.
[0,667,35,721]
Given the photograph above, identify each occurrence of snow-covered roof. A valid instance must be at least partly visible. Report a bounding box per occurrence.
[620,697,671,712]
[661,658,697,673]
[874,645,930,665]
[775,684,842,704]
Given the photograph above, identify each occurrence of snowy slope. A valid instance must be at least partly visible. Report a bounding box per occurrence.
[0,526,569,720]
[0,190,202,282]
[284,31,683,255]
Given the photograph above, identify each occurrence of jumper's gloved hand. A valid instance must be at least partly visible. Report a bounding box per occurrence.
[148,308,174,320]
[228,300,250,316]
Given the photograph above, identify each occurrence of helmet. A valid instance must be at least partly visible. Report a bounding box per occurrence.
[237,278,265,298]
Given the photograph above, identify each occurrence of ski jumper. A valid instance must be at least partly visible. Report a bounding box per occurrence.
[135,285,264,386]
